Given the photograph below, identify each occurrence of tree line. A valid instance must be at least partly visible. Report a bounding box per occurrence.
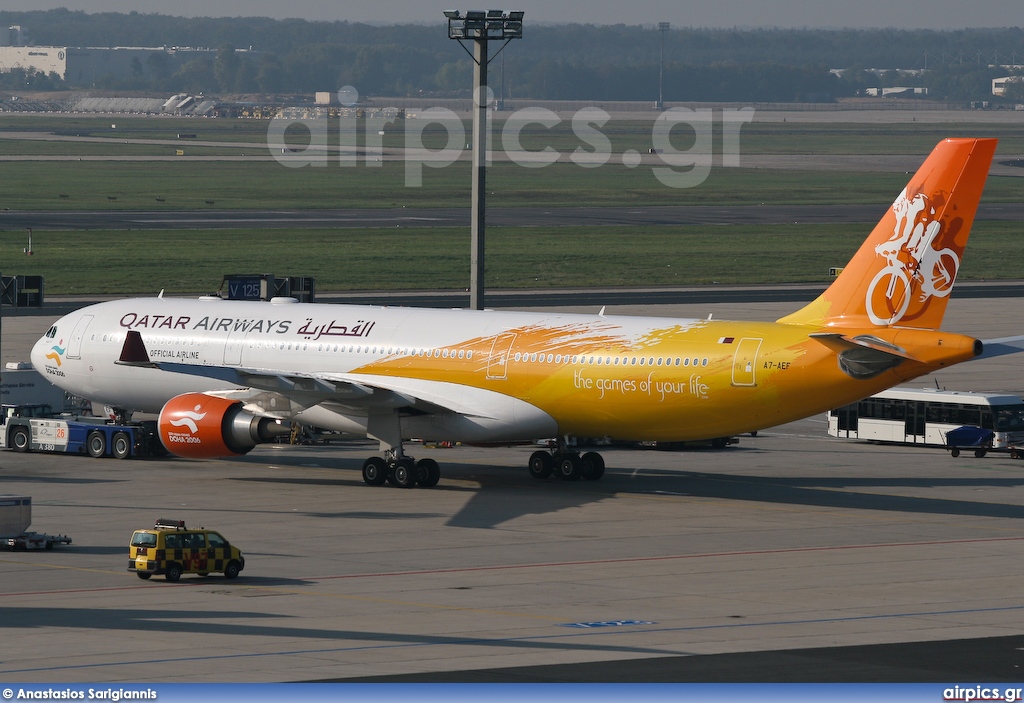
[2,8,1022,103]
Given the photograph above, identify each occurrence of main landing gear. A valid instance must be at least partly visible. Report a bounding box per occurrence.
[360,449,607,487]
[359,412,607,487]
[361,450,441,489]
[527,448,605,482]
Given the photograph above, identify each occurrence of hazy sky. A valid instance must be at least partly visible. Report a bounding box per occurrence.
[4,0,1022,29]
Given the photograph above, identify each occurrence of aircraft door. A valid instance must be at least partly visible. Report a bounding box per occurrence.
[223,327,247,366]
[486,333,516,380]
[66,314,94,359]
[731,337,762,387]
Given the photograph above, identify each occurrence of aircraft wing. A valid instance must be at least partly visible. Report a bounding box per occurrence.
[117,331,471,417]
[161,361,461,416]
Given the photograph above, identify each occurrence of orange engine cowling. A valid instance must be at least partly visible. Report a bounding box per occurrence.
[158,392,289,459]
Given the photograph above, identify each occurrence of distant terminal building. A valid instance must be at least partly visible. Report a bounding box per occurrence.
[992,75,1024,97]
[0,44,252,85]
[864,86,928,97]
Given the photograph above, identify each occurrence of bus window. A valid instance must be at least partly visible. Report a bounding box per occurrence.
[926,403,957,424]
[958,407,983,427]
[884,399,906,420]
[993,405,1024,432]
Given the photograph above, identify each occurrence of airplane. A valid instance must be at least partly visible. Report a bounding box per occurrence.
[30,138,1003,488]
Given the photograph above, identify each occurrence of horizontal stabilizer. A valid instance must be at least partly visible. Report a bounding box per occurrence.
[975,335,1024,360]
[809,332,916,379]
[809,332,919,361]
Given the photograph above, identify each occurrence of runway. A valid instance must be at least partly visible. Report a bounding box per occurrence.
[5,202,1024,232]
[1,295,1023,682]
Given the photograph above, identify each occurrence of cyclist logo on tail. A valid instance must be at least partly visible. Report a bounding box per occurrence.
[866,187,960,326]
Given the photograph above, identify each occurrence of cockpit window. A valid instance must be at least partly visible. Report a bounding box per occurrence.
[46,326,57,339]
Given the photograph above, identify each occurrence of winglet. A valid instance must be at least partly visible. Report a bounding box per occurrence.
[778,138,997,330]
[116,330,156,367]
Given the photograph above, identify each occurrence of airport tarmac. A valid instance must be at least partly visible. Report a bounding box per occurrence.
[1,295,1023,682]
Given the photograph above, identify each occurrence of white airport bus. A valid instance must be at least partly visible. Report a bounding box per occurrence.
[827,387,1024,449]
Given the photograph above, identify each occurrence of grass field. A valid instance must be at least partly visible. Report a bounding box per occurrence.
[2,157,1022,211]
[3,114,1024,211]
[3,221,1020,295]
[1,113,1021,294]
[0,160,933,211]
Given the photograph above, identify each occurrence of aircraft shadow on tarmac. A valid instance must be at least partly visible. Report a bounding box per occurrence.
[227,447,1024,529]
[62,545,133,556]
[0,606,676,660]
[0,475,124,485]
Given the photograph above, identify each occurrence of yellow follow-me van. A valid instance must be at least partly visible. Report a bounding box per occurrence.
[129,519,245,582]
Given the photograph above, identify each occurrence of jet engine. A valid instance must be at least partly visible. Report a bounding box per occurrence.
[158,392,290,458]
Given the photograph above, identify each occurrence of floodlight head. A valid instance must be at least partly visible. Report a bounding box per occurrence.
[446,9,524,41]
[658,21,671,30]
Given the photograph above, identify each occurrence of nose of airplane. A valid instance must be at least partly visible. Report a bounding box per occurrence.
[30,314,71,376]
[30,327,53,373]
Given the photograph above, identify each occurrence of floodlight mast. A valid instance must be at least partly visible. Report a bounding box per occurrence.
[657,22,670,110]
[445,10,524,310]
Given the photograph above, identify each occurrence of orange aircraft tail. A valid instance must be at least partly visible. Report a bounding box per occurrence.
[778,138,997,330]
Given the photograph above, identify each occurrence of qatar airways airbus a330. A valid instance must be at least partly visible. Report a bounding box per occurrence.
[31,139,1013,487]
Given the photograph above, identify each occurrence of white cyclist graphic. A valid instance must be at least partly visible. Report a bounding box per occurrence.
[866,188,959,326]
[169,404,207,434]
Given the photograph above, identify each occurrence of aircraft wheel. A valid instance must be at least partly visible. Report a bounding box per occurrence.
[362,457,388,486]
[111,431,132,460]
[415,458,441,488]
[87,431,107,458]
[581,451,605,481]
[557,454,583,481]
[391,458,417,488]
[528,451,553,479]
